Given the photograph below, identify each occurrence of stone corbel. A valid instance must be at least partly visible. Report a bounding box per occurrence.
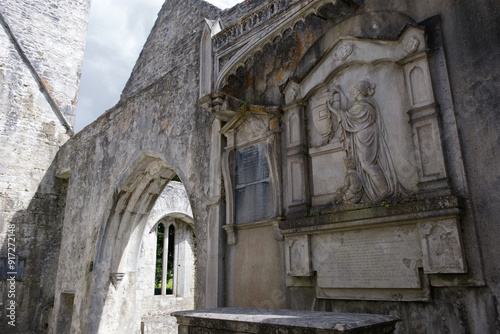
[222,224,237,246]
[199,92,242,122]
[272,221,284,241]
[110,273,125,289]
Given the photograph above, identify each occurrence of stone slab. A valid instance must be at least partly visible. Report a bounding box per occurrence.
[173,307,399,333]
[235,181,272,224]
[312,225,421,289]
[235,143,269,186]
[235,142,273,223]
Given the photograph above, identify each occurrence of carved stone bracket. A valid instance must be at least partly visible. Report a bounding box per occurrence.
[222,224,237,246]
[199,92,240,122]
[110,273,125,290]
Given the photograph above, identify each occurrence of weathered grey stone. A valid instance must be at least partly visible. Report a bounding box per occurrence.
[135,181,195,332]
[2,0,500,333]
[172,307,400,333]
[0,0,90,332]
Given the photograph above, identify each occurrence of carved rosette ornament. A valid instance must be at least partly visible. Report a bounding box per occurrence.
[334,43,353,61]
[404,36,420,54]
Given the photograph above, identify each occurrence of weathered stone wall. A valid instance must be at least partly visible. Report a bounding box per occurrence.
[51,0,221,332]
[311,2,500,332]
[223,13,334,105]
[0,0,90,332]
[36,0,500,333]
[121,0,221,98]
[215,0,500,333]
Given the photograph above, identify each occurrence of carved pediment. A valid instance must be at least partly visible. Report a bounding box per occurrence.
[220,103,280,149]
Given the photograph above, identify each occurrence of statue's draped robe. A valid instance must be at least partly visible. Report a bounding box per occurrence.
[338,97,400,201]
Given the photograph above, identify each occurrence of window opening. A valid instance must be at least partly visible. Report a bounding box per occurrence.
[166,224,176,294]
[154,223,165,295]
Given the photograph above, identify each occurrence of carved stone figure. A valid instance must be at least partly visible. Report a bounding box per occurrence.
[333,156,364,204]
[327,80,403,202]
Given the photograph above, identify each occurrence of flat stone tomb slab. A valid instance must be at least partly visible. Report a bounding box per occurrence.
[173,307,400,333]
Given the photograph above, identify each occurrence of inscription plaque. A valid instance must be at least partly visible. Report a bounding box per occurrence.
[235,182,272,224]
[312,226,421,289]
[235,143,269,186]
[235,142,272,224]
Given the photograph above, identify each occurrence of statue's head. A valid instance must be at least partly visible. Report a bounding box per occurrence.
[354,80,376,98]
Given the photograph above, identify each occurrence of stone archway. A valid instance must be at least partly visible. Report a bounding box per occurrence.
[80,153,187,333]
[135,180,196,333]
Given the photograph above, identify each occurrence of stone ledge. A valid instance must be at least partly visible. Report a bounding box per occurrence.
[173,307,400,333]
[280,195,462,232]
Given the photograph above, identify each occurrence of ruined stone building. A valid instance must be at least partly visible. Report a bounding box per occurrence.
[1,0,500,333]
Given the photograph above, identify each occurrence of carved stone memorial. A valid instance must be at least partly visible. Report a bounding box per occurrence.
[279,24,467,301]
[206,8,478,309]
[219,102,282,244]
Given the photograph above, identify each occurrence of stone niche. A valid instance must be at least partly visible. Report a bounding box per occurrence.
[280,25,467,301]
[219,103,282,245]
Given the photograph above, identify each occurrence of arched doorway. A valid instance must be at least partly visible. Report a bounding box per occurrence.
[135,180,196,333]
[74,153,196,333]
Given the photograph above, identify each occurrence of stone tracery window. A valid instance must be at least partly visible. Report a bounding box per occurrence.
[154,218,194,297]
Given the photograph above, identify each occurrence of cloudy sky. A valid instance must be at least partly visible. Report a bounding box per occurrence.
[74,0,241,133]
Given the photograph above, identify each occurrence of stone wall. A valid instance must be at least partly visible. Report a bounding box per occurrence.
[121,0,221,98]
[0,0,90,332]
[50,0,221,332]
[18,0,499,333]
[214,1,500,333]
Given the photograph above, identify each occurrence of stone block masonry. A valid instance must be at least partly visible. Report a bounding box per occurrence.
[2,0,500,333]
[0,0,90,332]
[173,307,400,333]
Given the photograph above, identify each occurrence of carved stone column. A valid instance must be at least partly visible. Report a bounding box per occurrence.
[399,50,451,198]
[282,100,310,215]
[221,146,236,245]
[206,118,225,308]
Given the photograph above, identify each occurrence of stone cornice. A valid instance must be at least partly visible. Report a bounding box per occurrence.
[213,0,358,90]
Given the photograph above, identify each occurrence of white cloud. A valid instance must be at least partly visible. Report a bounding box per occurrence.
[74,0,241,133]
